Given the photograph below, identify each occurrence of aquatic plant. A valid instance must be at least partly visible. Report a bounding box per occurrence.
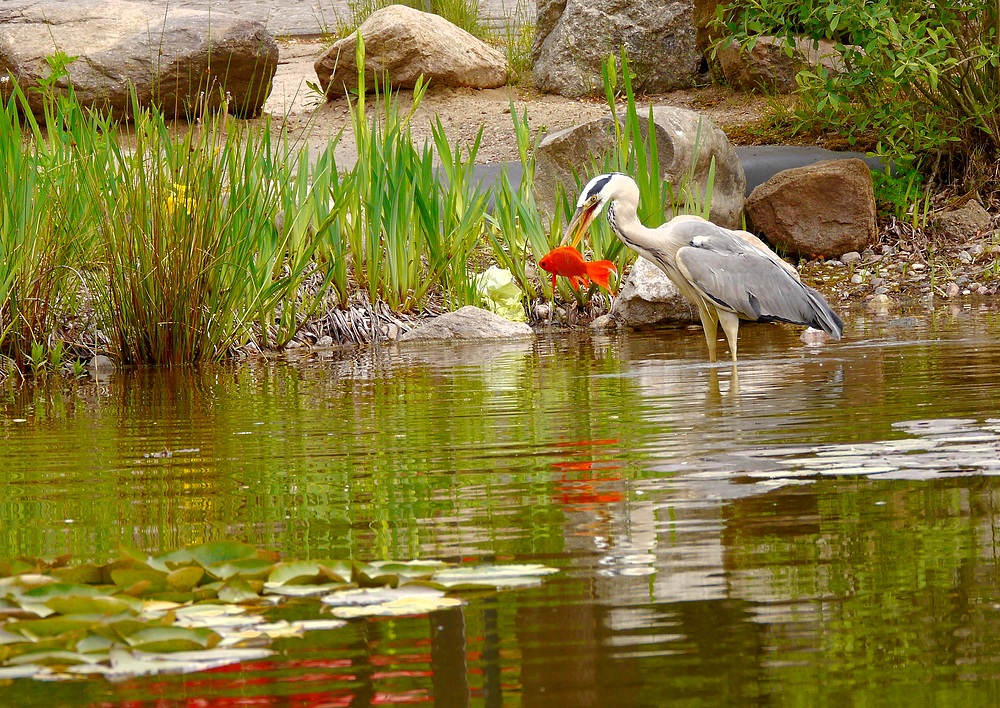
[0,541,556,681]
[341,35,490,312]
[0,81,101,372]
[92,94,335,364]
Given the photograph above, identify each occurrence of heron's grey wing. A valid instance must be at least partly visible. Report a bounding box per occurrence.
[671,222,844,338]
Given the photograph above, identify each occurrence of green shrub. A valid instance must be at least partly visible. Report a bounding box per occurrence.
[719,0,1000,187]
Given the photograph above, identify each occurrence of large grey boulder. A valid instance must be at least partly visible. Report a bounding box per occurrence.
[399,306,534,341]
[532,0,701,97]
[611,257,698,327]
[535,106,746,230]
[717,36,845,93]
[315,5,508,97]
[745,158,877,259]
[0,1,277,120]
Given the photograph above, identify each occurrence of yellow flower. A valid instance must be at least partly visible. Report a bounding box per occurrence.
[166,183,195,216]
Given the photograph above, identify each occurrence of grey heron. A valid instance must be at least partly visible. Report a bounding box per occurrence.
[564,172,844,362]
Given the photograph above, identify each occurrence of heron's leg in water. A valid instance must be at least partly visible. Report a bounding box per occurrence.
[718,310,741,362]
[697,305,720,362]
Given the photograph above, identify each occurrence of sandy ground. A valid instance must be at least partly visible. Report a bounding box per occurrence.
[262,38,776,168]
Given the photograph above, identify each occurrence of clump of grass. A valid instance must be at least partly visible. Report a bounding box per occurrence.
[92,95,335,365]
[0,80,98,373]
[339,34,490,312]
[486,104,563,302]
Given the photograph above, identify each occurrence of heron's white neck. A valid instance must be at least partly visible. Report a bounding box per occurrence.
[606,192,667,264]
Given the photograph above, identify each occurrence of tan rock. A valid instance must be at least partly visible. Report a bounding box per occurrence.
[745,158,877,258]
[0,1,277,120]
[611,257,698,327]
[398,306,533,341]
[315,6,508,97]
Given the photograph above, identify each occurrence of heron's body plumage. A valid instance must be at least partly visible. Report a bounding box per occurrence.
[565,173,844,361]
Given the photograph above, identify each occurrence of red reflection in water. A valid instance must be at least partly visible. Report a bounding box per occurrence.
[549,438,624,506]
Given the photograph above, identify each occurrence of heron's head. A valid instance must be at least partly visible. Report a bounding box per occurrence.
[563,172,635,247]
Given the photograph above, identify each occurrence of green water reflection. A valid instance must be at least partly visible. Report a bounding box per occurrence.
[2,306,1000,705]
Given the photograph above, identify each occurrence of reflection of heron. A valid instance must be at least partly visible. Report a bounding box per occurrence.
[565,173,844,362]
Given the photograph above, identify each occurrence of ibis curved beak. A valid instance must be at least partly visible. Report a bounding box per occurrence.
[561,203,599,248]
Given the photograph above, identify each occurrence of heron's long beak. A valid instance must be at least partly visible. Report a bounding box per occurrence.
[561,204,598,248]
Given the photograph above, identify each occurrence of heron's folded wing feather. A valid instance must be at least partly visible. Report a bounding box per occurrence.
[675,244,843,338]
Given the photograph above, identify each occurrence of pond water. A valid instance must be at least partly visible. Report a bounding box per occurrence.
[3,305,1000,706]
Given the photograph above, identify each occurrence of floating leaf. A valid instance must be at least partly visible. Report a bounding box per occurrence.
[218,579,259,604]
[44,594,138,617]
[429,564,559,588]
[352,563,400,588]
[152,541,258,572]
[0,664,38,679]
[368,560,451,578]
[268,561,326,586]
[320,584,461,619]
[330,596,464,619]
[4,617,96,639]
[6,649,103,666]
[263,582,354,598]
[206,558,275,581]
[166,566,203,592]
[21,583,106,601]
[126,626,220,653]
[51,564,104,585]
[111,568,168,594]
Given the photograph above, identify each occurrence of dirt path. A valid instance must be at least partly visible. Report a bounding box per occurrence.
[263,38,775,168]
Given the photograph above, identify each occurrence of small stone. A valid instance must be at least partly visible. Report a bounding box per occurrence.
[978,286,989,295]
[87,355,114,375]
[870,277,884,287]
[827,259,844,267]
[867,293,894,310]
[590,314,617,332]
[911,262,925,271]
[841,251,862,264]
[958,251,973,263]
[970,282,982,291]
[850,274,863,284]
[316,335,334,348]
[533,303,552,320]
[875,286,889,295]
[386,323,400,340]
[969,243,985,255]
[800,327,832,345]
[962,289,971,296]
[945,282,961,298]
[285,339,303,349]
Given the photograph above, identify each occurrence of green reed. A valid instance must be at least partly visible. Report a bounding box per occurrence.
[92,95,336,365]
[341,34,489,311]
[486,103,566,301]
[0,82,102,372]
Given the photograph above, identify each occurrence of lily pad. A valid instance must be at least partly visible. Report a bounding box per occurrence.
[126,626,220,653]
[0,542,559,681]
[44,594,138,617]
[330,596,464,619]
[166,566,204,592]
[218,579,260,604]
